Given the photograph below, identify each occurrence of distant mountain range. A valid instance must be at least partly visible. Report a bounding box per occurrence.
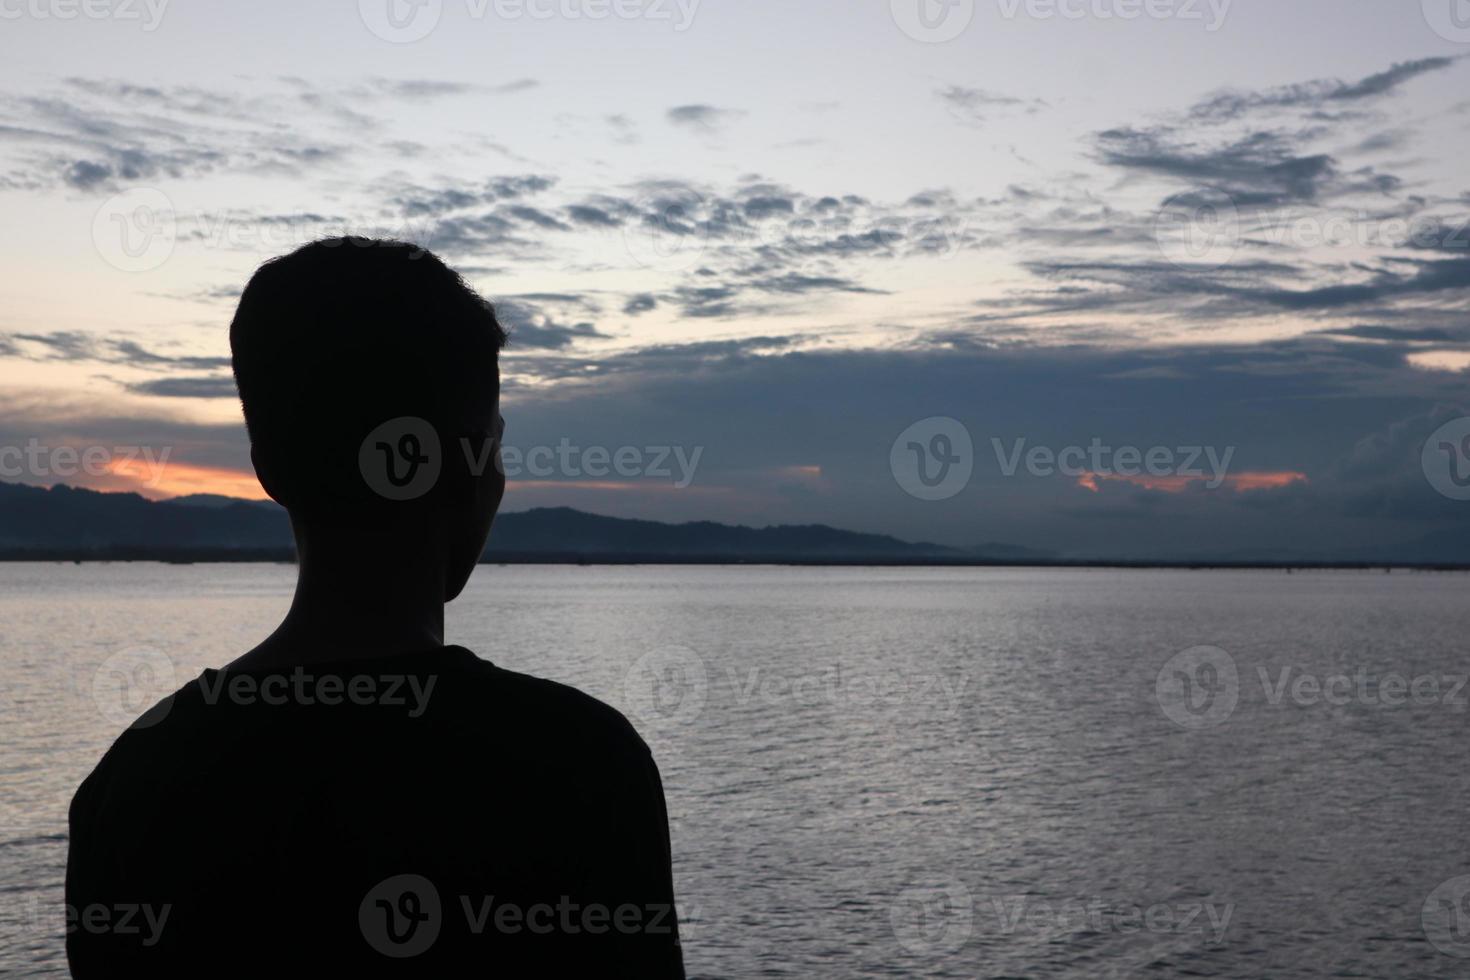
[1,481,1464,567]
[0,482,1051,564]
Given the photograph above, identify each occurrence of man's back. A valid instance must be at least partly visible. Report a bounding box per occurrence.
[66,646,684,976]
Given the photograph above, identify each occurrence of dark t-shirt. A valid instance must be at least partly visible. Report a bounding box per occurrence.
[65,646,685,977]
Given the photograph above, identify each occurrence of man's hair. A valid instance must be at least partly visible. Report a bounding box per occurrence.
[230,238,507,513]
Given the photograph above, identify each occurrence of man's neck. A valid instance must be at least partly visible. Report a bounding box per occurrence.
[229,523,450,671]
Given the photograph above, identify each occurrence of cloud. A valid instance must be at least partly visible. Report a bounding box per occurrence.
[1314,325,1462,343]
[623,294,658,315]
[64,159,113,189]
[1189,57,1463,122]
[1,332,230,372]
[667,105,744,131]
[493,333,1470,554]
[566,203,622,227]
[487,174,556,199]
[502,205,572,231]
[0,76,536,193]
[362,77,538,99]
[744,196,794,219]
[938,85,1046,125]
[746,273,885,296]
[0,386,253,482]
[125,376,238,398]
[496,298,611,350]
[392,175,557,217]
[1240,256,1470,310]
[0,83,353,191]
[1095,128,1351,207]
[364,78,481,99]
[420,212,538,257]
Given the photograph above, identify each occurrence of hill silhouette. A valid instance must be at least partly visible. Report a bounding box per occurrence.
[3,482,1464,567]
[0,482,1050,564]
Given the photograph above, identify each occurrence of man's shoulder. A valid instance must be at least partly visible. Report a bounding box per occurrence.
[71,648,654,815]
[478,662,653,757]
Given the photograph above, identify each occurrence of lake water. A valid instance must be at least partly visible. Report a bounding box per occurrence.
[3,563,1469,977]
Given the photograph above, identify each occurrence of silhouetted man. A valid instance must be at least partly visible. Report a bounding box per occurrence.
[66,238,685,977]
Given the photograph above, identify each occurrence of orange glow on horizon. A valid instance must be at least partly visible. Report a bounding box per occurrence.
[1077,471,1308,494]
[103,458,270,502]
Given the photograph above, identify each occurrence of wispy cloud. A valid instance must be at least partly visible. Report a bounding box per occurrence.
[938,85,1047,125]
[667,104,745,131]
[1189,56,1463,121]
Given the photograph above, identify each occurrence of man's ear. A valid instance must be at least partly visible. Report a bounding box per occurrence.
[250,444,290,507]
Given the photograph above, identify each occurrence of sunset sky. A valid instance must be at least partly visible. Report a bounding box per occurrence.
[2,0,1469,557]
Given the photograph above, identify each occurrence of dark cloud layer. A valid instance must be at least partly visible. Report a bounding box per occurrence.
[11,333,1466,557]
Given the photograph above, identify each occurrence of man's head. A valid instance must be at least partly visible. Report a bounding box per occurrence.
[231,237,507,599]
